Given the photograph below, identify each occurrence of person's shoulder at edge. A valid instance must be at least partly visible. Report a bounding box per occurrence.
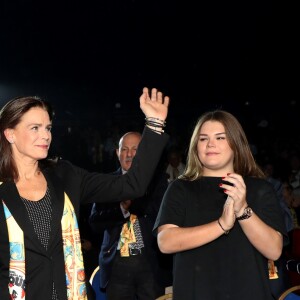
[164,177,196,193]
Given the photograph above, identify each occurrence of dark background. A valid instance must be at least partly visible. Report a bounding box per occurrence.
[1,1,299,278]
[0,0,299,166]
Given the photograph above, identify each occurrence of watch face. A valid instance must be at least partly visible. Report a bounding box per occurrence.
[246,207,253,215]
[237,206,252,220]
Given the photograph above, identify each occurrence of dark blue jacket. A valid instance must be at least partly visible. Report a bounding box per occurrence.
[89,167,173,290]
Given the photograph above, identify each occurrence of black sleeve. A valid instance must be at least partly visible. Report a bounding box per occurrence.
[55,127,169,205]
[153,180,187,235]
[89,202,125,234]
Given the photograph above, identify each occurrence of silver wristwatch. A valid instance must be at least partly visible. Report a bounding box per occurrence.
[236,206,253,221]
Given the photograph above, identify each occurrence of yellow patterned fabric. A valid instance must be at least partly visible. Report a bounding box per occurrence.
[119,214,137,257]
[62,193,87,299]
[1,190,87,300]
[2,201,26,300]
[268,259,278,279]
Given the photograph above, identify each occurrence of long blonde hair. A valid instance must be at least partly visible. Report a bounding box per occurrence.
[181,110,265,181]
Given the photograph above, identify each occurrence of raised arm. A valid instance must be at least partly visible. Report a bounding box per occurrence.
[61,87,170,205]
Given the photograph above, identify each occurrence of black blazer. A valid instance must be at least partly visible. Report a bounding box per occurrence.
[89,167,173,290]
[0,127,168,300]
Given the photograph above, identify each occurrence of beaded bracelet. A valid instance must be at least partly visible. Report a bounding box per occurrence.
[145,121,166,128]
[145,117,166,128]
[217,219,230,235]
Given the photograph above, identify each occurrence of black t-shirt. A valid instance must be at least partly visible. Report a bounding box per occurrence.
[154,176,288,300]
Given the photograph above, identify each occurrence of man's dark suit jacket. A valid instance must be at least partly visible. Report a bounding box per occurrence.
[89,167,173,290]
[0,127,169,300]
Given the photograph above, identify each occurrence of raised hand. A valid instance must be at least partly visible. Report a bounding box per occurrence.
[139,87,170,122]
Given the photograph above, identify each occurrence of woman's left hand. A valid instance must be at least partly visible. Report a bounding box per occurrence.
[139,87,170,121]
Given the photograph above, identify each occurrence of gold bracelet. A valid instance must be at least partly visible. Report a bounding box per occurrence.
[217,219,230,235]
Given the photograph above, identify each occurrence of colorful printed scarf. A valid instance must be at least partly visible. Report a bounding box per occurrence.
[3,201,26,299]
[62,193,87,299]
[2,192,87,299]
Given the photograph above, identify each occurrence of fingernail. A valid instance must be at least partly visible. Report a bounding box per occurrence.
[222,177,225,179]
[219,183,223,187]
[224,189,228,193]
